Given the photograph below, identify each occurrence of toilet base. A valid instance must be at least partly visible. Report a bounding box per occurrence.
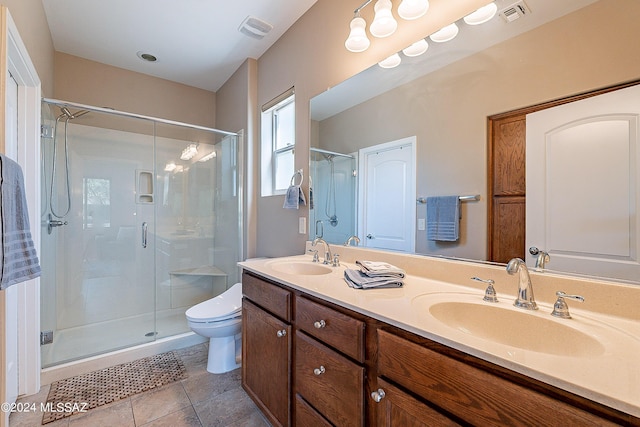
[207,334,241,374]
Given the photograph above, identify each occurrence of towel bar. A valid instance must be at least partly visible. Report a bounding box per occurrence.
[416,195,480,204]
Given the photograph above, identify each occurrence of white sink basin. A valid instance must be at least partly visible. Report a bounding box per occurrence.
[427,300,605,357]
[268,260,333,276]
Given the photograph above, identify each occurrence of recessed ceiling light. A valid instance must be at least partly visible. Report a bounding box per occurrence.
[137,51,157,62]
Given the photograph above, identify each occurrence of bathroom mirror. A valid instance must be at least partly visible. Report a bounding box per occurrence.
[309,0,640,284]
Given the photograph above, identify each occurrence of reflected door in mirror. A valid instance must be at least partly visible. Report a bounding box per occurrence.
[360,138,415,252]
[527,84,640,281]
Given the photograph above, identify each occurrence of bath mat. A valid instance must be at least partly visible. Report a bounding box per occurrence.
[41,351,186,424]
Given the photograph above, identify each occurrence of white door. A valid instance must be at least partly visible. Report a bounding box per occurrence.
[526,84,640,281]
[4,71,19,410]
[359,137,415,252]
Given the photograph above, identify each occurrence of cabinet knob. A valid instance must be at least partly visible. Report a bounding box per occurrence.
[313,366,326,376]
[276,329,287,338]
[371,388,386,403]
[314,319,326,329]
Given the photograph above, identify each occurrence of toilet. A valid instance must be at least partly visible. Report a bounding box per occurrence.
[186,282,242,374]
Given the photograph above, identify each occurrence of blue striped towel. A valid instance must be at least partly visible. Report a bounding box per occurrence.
[426,196,460,242]
[0,154,41,289]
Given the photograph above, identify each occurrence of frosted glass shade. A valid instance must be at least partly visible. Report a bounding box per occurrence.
[345,16,370,52]
[402,39,429,57]
[464,2,498,25]
[378,52,401,68]
[370,0,397,38]
[398,0,429,20]
[429,22,459,43]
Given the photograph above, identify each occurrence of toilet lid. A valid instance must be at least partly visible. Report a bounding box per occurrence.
[185,282,242,322]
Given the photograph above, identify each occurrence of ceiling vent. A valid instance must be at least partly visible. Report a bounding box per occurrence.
[239,16,273,40]
[499,1,531,23]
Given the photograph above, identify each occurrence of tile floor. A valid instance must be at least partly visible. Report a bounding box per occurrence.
[9,344,271,427]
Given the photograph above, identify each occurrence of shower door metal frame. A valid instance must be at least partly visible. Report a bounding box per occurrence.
[39,97,242,366]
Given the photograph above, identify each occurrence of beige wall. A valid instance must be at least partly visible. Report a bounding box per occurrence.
[314,0,640,260]
[2,0,54,95]
[216,58,259,259]
[53,52,216,127]
[255,0,490,257]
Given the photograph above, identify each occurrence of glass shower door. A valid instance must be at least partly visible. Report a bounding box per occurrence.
[153,123,239,339]
[40,107,157,367]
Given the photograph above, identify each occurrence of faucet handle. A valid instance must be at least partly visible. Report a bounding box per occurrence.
[551,291,584,319]
[308,249,319,263]
[332,253,340,267]
[471,277,498,303]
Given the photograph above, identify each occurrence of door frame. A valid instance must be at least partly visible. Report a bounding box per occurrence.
[486,78,640,262]
[0,6,42,410]
[357,136,416,252]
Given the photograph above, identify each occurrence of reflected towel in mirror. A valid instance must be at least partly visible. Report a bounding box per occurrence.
[426,196,460,242]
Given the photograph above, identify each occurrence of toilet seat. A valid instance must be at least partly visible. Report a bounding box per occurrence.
[185,282,242,323]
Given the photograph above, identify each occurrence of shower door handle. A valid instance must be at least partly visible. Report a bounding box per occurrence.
[142,222,148,248]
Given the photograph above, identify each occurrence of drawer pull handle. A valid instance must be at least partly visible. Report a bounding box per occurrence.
[276,329,287,338]
[313,366,326,376]
[371,389,386,403]
[314,320,326,329]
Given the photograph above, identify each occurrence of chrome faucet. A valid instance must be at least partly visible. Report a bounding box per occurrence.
[312,238,333,265]
[529,246,550,270]
[506,258,538,310]
[344,235,360,247]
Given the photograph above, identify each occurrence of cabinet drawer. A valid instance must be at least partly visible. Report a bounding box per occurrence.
[377,329,619,426]
[296,296,365,362]
[295,394,333,427]
[295,331,364,427]
[242,272,291,321]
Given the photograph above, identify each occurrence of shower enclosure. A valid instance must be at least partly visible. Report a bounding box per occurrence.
[40,99,242,367]
[309,148,357,244]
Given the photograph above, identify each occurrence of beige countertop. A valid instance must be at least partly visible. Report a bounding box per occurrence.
[239,248,640,418]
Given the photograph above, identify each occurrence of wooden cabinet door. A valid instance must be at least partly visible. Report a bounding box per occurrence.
[242,299,291,427]
[491,196,525,263]
[373,378,460,427]
[488,113,526,262]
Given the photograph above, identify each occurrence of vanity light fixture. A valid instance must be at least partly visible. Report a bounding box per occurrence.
[429,22,459,43]
[345,15,371,52]
[370,0,398,38]
[180,143,198,161]
[378,52,402,68]
[199,151,217,162]
[402,38,429,57]
[463,2,498,25]
[397,0,429,20]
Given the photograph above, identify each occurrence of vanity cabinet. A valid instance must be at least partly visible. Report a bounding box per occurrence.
[242,270,636,426]
[242,273,292,427]
[375,329,622,426]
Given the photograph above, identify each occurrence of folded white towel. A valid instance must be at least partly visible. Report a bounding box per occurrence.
[0,154,41,289]
[355,260,405,278]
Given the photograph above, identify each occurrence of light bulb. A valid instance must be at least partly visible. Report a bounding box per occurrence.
[345,16,370,52]
[398,0,429,20]
[429,23,459,43]
[464,2,498,25]
[370,0,397,38]
[402,39,429,57]
[378,52,401,68]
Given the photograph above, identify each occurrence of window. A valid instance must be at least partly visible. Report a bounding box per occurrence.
[261,88,295,196]
[83,178,111,228]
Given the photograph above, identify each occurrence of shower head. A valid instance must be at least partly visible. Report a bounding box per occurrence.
[60,107,90,120]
